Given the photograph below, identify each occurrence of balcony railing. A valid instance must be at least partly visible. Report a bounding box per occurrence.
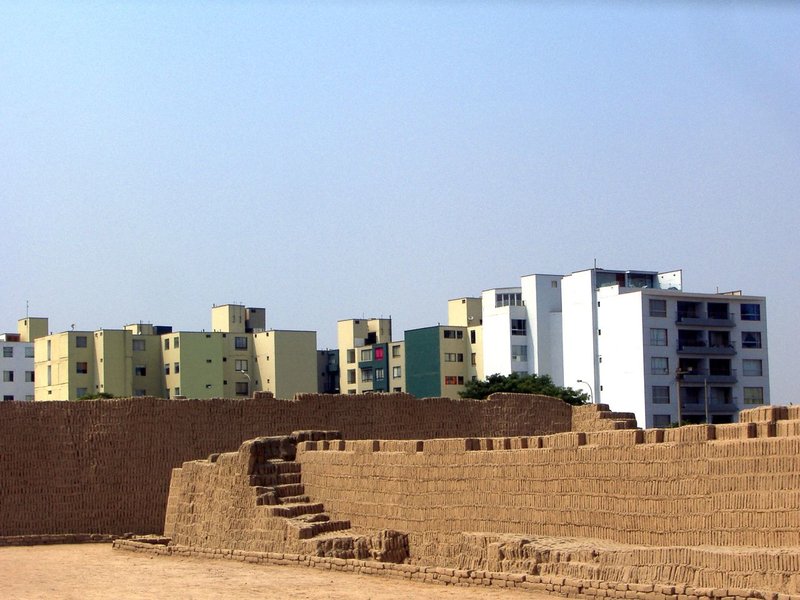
[675,312,735,327]
[680,401,738,415]
[677,341,737,355]
[677,368,738,384]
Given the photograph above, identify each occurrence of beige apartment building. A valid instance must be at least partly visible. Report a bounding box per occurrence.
[404,298,484,399]
[337,318,405,394]
[34,304,317,401]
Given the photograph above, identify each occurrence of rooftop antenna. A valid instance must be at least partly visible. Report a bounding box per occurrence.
[26,300,29,318]
[593,258,597,269]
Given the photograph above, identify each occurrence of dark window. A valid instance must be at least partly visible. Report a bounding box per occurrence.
[741,304,761,321]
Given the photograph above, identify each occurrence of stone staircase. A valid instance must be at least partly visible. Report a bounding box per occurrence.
[247,431,407,562]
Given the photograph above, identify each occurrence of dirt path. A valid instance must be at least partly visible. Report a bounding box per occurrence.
[0,544,558,599]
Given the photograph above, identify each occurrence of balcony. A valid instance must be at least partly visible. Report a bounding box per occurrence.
[678,368,738,384]
[680,401,738,416]
[675,312,734,327]
[677,341,737,356]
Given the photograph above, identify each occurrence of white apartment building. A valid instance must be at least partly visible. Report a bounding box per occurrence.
[481,267,769,428]
[1,333,35,401]
[481,274,564,384]
[1,317,49,401]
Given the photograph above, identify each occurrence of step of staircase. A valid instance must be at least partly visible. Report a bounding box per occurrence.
[268,502,325,518]
[273,483,304,497]
[278,472,301,485]
[290,519,352,540]
[279,494,310,504]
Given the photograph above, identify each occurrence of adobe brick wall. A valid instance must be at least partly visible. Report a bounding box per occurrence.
[159,409,800,594]
[292,421,800,593]
[0,392,600,537]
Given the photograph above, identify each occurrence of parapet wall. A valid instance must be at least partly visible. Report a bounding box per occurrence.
[1,392,621,537]
[158,405,800,594]
[293,413,800,593]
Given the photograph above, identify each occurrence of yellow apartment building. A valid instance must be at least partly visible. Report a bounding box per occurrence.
[337,318,405,394]
[34,304,317,401]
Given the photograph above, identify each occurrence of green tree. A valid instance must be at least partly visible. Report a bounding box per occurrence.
[78,392,115,400]
[459,372,588,406]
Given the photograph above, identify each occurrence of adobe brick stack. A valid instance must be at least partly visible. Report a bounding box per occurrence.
[1,393,626,538]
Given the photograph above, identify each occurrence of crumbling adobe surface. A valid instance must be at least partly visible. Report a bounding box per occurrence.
[161,405,800,594]
[1,392,625,538]
[165,430,409,562]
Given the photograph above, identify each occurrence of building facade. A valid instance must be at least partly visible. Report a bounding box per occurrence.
[34,305,318,401]
[405,298,484,399]
[476,267,769,428]
[337,319,405,394]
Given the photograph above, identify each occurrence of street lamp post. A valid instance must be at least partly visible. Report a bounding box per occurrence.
[576,379,594,404]
[675,368,688,426]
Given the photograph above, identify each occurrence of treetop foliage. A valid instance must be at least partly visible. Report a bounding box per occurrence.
[459,372,589,406]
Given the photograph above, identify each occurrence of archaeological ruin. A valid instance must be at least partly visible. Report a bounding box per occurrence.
[1,393,799,598]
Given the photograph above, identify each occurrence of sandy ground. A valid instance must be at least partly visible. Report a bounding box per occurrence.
[0,544,559,600]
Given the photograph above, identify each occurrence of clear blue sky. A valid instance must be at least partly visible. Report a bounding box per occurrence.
[2,2,798,403]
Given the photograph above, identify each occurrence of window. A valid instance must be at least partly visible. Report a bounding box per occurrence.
[25,346,34,358]
[444,353,464,363]
[135,365,147,376]
[25,395,34,401]
[470,330,476,344]
[511,345,528,362]
[392,366,402,378]
[471,352,477,366]
[174,362,179,374]
[2,347,12,358]
[374,347,384,360]
[360,349,372,362]
[551,280,559,288]
[76,336,88,348]
[511,319,527,336]
[25,371,34,383]
[361,369,373,382]
[650,328,668,346]
[3,371,13,382]
[443,329,463,339]
[740,304,761,321]
[235,359,248,372]
[651,357,669,375]
[235,382,249,396]
[391,345,401,358]
[653,414,671,428]
[76,362,88,374]
[741,331,762,349]
[132,339,145,351]
[649,299,667,318]
[3,395,13,401]
[174,337,179,349]
[375,368,385,381]
[347,349,356,364]
[444,375,465,385]
[164,339,170,350]
[742,359,763,377]
[652,386,670,404]
[165,364,170,375]
[234,336,248,350]
[76,387,88,398]
[347,369,356,384]
[174,387,181,396]
[495,292,523,307]
[133,389,146,397]
[743,387,764,405]
[47,340,51,360]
